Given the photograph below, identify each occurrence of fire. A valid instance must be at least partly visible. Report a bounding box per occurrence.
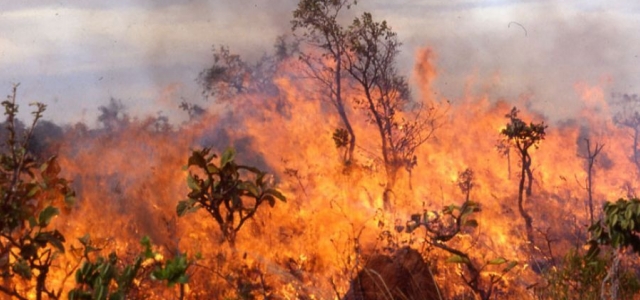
[4,46,640,298]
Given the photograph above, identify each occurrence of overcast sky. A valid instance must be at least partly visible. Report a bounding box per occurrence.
[1,0,640,126]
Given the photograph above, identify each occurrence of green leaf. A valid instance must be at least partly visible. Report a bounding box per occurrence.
[464,219,478,228]
[65,191,77,207]
[140,236,153,258]
[502,261,518,273]
[35,230,66,253]
[12,259,32,279]
[186,173,200,192]
[625,207,633,220]
[26,184,40,197]
[220,148,236,167]
[188,151,207,168]
[586,242,601,260]
[69,290,79,300]
[78,234,91,246]
[609,213,618,226]
[264,195,275,207]
[38,205,60,227]
[443,204,457,215]
[94,283,105,300]
[446,254,470,264]
[239,181,260,197]
[28,216,37,228]
[41,156,61,181]
[206,163,219,173]
[265,188,286,202]
[488,257,507,265]
[176,199,199,217]
[622,219,629,230]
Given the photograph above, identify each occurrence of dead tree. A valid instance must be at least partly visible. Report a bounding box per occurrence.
[580,138,604,225]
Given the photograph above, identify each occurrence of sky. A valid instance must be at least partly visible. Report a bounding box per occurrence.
[1,0,640,126]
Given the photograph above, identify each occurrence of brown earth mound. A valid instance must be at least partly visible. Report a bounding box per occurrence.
[344,247,441,300]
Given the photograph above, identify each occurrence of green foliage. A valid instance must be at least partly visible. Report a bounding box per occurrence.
[69,236,196,300]
[500,106,547,242]
[151,253,190,287]
[406,169,481,241]
[406,169,516,300]
[537,249,640,300]
[0,84,75,299]
[588,197,640,257]
[177,147,286,245]
[501,107,547,149]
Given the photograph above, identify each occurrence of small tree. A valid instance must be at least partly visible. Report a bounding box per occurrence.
[69,235,196,300]
[406,169,517,300]
[177,148,286,247]
[0,84,76,300]
[501,107,546,243]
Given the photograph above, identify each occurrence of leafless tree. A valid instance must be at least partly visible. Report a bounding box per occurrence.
[292,0,357,165]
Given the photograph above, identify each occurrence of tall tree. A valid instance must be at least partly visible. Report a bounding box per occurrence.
[292,0,357,165]
[344,12,439,205]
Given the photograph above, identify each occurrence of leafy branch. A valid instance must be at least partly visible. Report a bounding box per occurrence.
[406,169,517,300]
[177,147,286,246]
[0,84,76,300]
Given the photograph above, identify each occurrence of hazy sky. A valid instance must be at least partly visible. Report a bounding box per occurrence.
[1,0,640,126]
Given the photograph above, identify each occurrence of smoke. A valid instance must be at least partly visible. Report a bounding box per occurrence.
[368,1,640,122]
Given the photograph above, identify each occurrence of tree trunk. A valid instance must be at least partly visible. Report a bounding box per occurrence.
[601,248,621,300]
[524,153,533,196]
[518,151,534,243]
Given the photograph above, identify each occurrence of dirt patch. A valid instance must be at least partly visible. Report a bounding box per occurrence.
[344,247,441,300]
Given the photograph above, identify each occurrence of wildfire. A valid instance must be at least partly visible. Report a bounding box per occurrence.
[3,8,640,300]
[18,46,628,299]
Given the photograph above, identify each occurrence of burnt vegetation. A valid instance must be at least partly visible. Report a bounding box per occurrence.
[2,1,640,299]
